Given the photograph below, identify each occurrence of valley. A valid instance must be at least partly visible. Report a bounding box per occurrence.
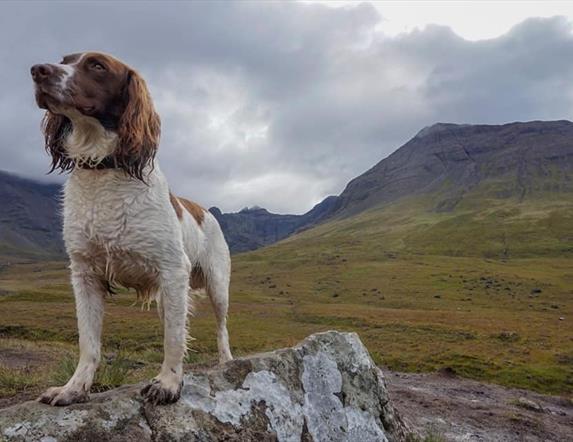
[0,120,572,412]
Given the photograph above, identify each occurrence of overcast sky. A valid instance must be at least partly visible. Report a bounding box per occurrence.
[2,1,573,214]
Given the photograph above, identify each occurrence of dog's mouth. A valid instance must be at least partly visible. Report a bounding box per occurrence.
[34,87,85,117]
[34,86,63,111]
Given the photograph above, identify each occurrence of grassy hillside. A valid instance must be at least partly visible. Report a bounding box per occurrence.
[227,189,573,395]
[0,185,571,403]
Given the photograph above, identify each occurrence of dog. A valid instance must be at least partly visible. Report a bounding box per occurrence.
[31,52,233,406]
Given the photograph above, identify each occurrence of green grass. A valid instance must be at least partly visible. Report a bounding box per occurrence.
[0,366,40,397]
[50,352,136,393]
[406,428,447,442]
[0,188,572,401]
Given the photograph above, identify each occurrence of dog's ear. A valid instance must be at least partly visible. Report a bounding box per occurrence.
[116,69,161,181]
[42,111,73,174]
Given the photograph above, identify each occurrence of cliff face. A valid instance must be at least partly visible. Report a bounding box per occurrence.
[0,331,409,442]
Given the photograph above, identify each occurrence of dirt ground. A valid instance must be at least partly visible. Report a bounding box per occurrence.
[386,370,573,442]
[0,348,51,370]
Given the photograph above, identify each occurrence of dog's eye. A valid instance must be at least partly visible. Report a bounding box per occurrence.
[90,62,106,71]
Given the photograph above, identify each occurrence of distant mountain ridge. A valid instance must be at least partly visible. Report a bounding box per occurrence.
[209,195,338,252]
[2,119,573,257]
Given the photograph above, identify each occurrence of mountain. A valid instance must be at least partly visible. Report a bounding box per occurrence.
[2,120,573,257]
[328,120,573,218]
[209,195,339,253]
[214,120,573,252]
[0,170,64,259]
[279,120,573,258]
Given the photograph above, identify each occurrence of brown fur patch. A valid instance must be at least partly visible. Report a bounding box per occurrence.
[169,192,183,220]
[190,265,206,290]
[178,197,205,226]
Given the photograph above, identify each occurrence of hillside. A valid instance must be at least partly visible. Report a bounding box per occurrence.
[0,171,64,260]
[214,120,573,251]
[225,188,573,393]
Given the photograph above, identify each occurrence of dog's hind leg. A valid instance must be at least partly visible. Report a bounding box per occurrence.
[141,259,190,405]
[39,260,105,406]
[207,286,232,363]
[205,261,233,364]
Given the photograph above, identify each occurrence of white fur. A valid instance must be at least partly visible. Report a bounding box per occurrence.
[58,63,74,98]
[39,120,233,406]
[63,111,118,166]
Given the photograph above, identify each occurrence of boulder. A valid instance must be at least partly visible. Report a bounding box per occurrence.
[0,331,409,441]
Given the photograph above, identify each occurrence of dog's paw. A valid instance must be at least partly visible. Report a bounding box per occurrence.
[38,386,89,406]
[141,377,183,405]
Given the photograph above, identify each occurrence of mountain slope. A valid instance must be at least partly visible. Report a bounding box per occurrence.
[226,196,573,393]
[0,171,64,259]
[330,120,573,218]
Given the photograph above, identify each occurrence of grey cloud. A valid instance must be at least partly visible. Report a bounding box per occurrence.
[1,2,573,213]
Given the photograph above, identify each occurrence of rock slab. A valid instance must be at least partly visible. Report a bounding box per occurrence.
[0,331,409,441]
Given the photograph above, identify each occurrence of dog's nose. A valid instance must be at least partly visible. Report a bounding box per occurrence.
[31,64,54,83]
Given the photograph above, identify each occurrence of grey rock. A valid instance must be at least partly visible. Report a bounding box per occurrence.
[0,331,409,442]
[514,397,544,413]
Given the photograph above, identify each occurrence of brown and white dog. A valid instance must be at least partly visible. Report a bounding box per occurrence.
[31,52,233,406]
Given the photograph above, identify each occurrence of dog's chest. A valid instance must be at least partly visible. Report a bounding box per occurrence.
[62,171,165,252]
[61,169,185,290]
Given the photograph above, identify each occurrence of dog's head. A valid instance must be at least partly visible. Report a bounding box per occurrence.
[31,52,160,180]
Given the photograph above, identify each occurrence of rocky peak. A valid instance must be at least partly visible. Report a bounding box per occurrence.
[239,205,269,214]
[414,122,472,139]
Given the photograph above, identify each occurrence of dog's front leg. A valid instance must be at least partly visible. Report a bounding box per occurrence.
[39,262,105,406]
[141,264,189,405]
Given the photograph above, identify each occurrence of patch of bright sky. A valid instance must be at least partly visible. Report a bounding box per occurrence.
[301,1,573,41]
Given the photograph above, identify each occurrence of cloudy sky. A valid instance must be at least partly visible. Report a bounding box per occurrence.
[2,1,573,214]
